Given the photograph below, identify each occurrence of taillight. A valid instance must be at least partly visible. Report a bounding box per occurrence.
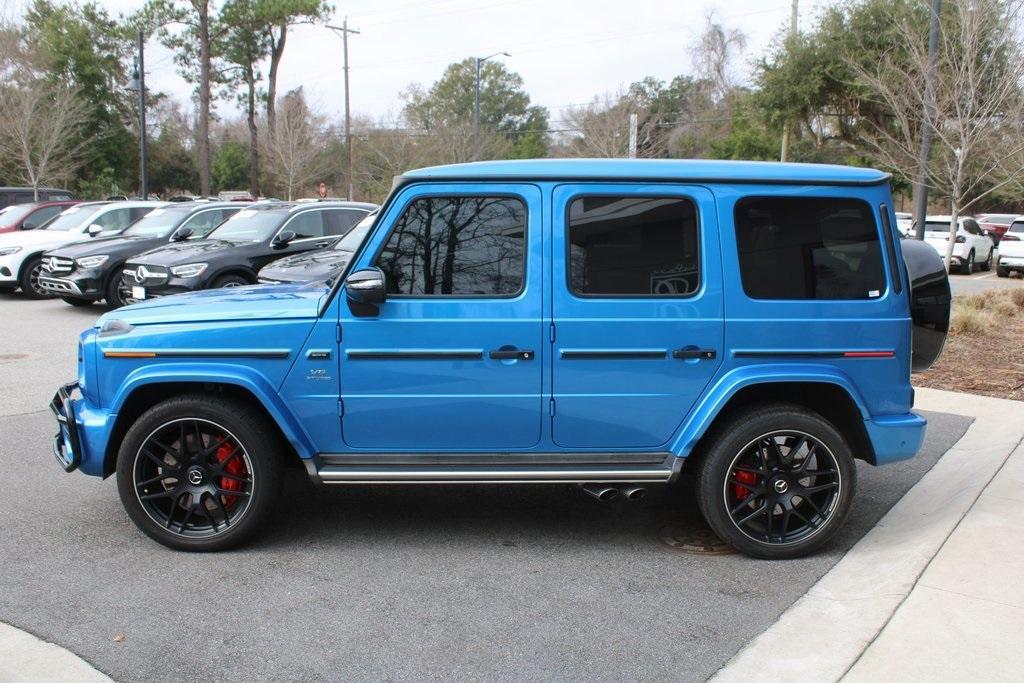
[955,235,966,243]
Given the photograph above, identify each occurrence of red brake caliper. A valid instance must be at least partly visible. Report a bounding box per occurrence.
[733,470,758,500]
[215,440,246,508]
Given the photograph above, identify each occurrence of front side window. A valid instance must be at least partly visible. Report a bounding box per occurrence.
[285,210,327,239]
[375,196,526,296]
[567,196,699,296]
[735,197,886,300]
[93,208,133,232]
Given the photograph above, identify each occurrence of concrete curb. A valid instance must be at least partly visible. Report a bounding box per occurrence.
[710,387,1024,682]
[0,621,111,682]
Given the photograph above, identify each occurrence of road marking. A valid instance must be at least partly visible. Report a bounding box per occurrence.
[974,273,995,280]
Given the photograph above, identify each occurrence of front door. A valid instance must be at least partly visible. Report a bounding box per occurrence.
[551,184,724,449]
[339,184,544,451]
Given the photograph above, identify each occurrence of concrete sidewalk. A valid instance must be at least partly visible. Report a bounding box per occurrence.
[714,387,1024,682]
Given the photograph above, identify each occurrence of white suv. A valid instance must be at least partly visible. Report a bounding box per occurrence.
[0,201,163,298]
[923,215,995,274]
[997,217,1024,278]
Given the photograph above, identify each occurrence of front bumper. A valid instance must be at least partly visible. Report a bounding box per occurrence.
[49,382,82,471]
[998,255,1024,269]
[39,271,104,298]
[865,412,927,466]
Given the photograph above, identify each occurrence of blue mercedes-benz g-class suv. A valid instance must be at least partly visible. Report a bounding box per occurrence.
[50,160,950,558]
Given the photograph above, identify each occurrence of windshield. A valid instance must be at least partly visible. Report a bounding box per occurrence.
[208,208,284,242]
[0,204,36,225]
[40,205,103,232]
[334,210,378,251]
[122,206,192,237]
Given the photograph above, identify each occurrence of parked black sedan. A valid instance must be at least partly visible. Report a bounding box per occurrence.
[40,202,242,307]
[257,209,377,285]
[122,201,375,302]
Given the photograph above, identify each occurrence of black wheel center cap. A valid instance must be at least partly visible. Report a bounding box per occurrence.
[773,479,789,494]
[187,466,206,486]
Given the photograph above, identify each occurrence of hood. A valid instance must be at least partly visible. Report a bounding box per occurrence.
[128,238,245,266]
[0,229,85,249]
[44,234,160,259]
[97,282,328,327]
[260,249,353,284]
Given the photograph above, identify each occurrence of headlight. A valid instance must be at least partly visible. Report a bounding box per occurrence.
[0,246,22,256]
[171,263,208,278]
[76,255,109,268]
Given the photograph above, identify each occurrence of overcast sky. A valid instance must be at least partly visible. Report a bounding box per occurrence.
[35,0,831,124]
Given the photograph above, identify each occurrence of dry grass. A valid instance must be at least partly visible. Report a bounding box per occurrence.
[916,287,1024,401]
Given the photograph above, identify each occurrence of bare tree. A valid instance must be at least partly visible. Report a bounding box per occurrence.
[690,9,748,103]
[263,88,330,200]
[850,0,1024,268]
[560,93,665,158]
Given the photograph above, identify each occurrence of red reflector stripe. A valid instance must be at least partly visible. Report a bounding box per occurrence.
[843,351,895,358]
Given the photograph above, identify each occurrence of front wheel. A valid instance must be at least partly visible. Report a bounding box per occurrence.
[694,404,857,559]
[211,274,249,288]
[116,395,282,551]
[18,256,52,299]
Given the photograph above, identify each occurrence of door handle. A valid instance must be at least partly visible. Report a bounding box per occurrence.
[489,348,535,361]
[314,241,332,248]
[672,348,716,360]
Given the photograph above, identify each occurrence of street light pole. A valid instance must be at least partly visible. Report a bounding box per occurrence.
[131,30,148,199]
[473,52,509,159]
[327,21,360,200]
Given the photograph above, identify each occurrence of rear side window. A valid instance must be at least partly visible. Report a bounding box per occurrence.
[375,196,526,296]
[324,209,367,235]
[567,196,699,296]
[735,197,886,300]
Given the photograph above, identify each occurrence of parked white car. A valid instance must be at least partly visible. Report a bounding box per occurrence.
[0,201,163,298]
[922,215,995,274]
[996,216,1024,278]
[895,211,914,237]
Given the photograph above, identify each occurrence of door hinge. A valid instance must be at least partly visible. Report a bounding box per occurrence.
[549,398,556,417]
[549,322,556,343]
[337,398,344,417]
[335,323,342,343]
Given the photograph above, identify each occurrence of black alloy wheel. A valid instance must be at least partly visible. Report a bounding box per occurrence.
[694,404,856,559]
[116,395,281,551]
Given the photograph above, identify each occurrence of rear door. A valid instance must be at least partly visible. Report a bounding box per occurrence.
[550,184,724,449]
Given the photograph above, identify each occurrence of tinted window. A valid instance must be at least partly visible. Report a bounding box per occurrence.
[210,209,286,242]
[93,207,133,232]
[735,197,886,300]
[180,208,235,237]
[284,210,327,239]
[567,196,699,296]
[335,211,377,251]
[325,209,366,235]
[375,196,525,296]
[25,205,64,228]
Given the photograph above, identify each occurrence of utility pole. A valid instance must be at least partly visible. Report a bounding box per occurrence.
[913,0,942,241]
[474,52,510,160]
[779,0,798,162]
[327,20,360,200]
[627,113,638,158]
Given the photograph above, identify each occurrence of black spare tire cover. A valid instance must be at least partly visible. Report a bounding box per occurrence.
[901,238,951,373]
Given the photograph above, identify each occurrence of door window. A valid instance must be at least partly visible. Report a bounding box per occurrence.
[181,209,232,237]
[735,197,886,300]
[284,210,327,239]
[23,205,63,229]
[93,207,132,231]
[374,196,526,296]
[567,196,699,296]
[324,209,367,235]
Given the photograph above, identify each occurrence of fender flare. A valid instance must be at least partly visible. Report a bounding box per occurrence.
[670,363,871,457]
[109,362,317,460]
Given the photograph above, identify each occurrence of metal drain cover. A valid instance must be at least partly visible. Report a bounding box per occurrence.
[657,519,734,555]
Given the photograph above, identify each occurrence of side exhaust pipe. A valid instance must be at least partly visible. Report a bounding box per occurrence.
[621,485,647,501]
[581,484,619,502]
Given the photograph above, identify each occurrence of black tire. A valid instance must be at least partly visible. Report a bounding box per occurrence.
[116,394,282,551]
[960,250,974,275]
[60,296,93,307]
[980,250,992,271]
[694,403,857,560]
[997,261,1010,278]
[211,274,250,288]
[105,272,129,308]
[18,256,52,299]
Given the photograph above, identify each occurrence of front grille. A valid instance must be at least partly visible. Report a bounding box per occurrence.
[122,265,168,287]
[44,256,74,274]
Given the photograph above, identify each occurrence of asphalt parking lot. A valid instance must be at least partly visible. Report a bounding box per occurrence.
[0,293,972,682]
[948,260,1024,296]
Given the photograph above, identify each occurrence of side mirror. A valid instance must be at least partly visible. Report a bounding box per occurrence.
[87,223,104,236]
[345,267,386,312]
[272,230,296,249]
[170,226,193,242]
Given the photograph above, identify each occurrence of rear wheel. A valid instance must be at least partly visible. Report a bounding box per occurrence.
[60,296,92,307]
[212,274,249,288]
[116,395,282,551]
[960,250,975,275]
[18,256,51,299]
[694,404,856,559]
